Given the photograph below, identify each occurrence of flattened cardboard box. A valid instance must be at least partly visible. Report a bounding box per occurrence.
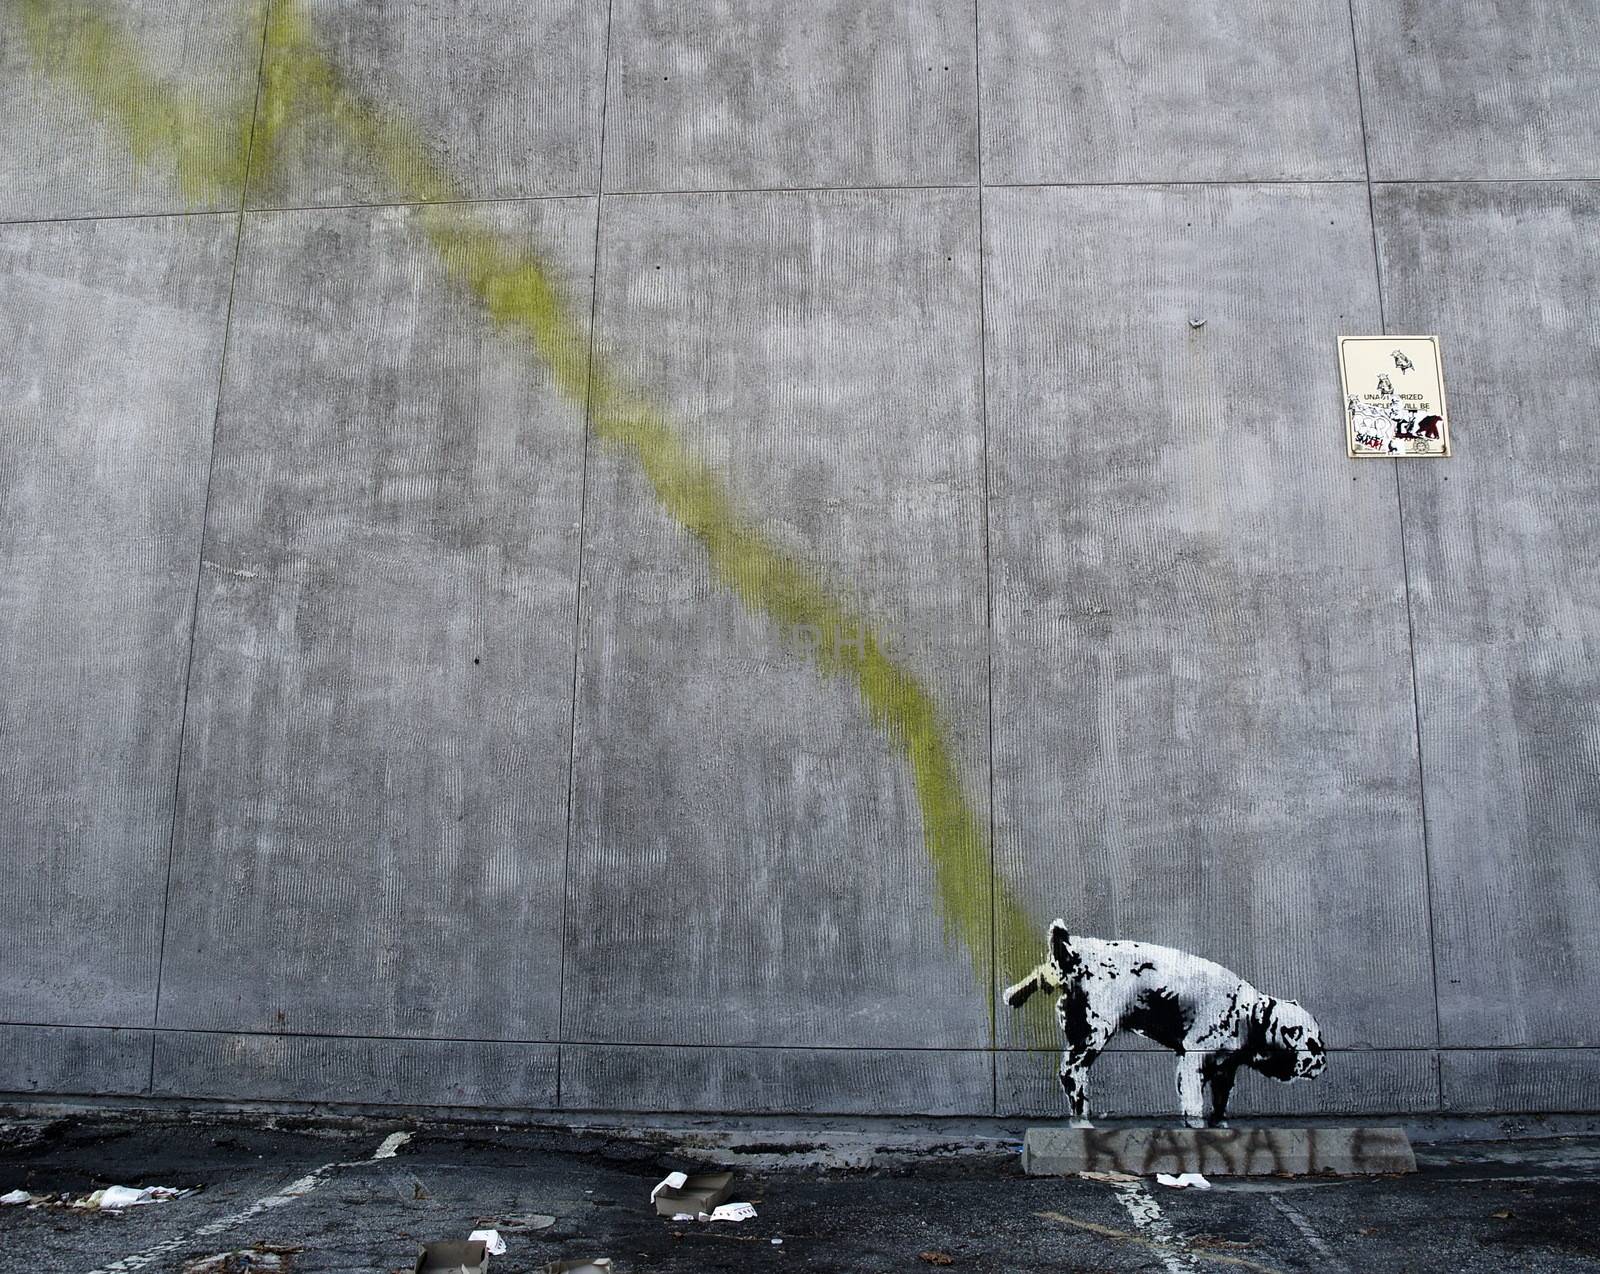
[653,1171,735,1216]
[415,1240,488,1274]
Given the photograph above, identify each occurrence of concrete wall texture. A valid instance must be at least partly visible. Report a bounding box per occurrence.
[1,0,1596,1121]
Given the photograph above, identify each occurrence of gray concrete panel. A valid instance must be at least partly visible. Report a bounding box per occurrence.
[157,199,594,1040]
[984,184,1436,1053]
[604,0,976,192]
[0,1026,150,1097]
[0,214,235,1026]
[1355,0,1600,181]
[997,1050,1439,1120]
[561,1046,992,1115]
[153,1031,558,1107]
[978,0,1365,185]
[565,188,990,1049]
[1375,182,1600,1047]
[248,0,608,209]
[0,0,263,221]
[1441,1050,1600,1115]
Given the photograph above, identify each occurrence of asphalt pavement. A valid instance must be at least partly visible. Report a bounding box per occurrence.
[3,1113,1599,1273]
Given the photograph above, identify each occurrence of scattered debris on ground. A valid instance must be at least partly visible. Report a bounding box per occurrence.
[2,1183,193,1210]
[414,1239,488,1273]
[466,1229,506,1255]
[181,1244,300,1273]
[474,1212,555,1234]
[78,1184,190,1209]
[1189,1233,1258,1252]
[652,1169,737,1218]
[4,1115,1600,1273]
[649,1170,688,1204]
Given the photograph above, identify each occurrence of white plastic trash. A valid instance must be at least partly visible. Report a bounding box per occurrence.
[467,1229,507,1256]
[81,1185,185,1209]
[1154,1172,1211,1190]
[709,1202,757,1222]
[649,1171,688,1203]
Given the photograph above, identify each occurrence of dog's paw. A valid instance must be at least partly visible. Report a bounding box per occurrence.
[1070,1119,1095,1130]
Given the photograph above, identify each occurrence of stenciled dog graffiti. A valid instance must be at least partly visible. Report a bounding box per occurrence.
[1004,921,1327,1128]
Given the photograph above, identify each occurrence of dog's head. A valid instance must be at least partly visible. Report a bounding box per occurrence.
[1250,997,1327,1082]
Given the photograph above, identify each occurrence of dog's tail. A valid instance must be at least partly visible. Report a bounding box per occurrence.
[1001,918,1078,1008]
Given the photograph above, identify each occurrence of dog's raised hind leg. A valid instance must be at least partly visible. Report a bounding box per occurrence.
[1002,963,1052,1008]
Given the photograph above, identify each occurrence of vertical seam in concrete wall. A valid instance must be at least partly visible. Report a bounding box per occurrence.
[1345,8,1385,332]
[1345,0,1445,1109]
[972,0,998,1117]
[146,2,276,1094]
[1391,382,1445,1065]
[556,0,616,1110]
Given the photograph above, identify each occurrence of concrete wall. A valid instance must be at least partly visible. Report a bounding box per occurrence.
[1,0,1597,1121]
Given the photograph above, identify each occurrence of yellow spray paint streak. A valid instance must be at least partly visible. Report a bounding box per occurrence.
[8,0,257,207]
[18,0,1054,1035]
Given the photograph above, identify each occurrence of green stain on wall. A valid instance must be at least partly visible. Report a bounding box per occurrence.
[9,0,258,207]
[16,0,1057,1042]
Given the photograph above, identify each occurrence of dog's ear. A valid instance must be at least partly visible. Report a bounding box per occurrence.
[1048,920,1073,976]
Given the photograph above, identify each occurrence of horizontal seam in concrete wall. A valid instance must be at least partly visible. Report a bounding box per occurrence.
[990,1045,1597,1054]
[242,192,601,216]
[0,209,241,229]
[1368,177,1600,187]
[1,1021,559,1047]
[22,177,1600,231]
[5,1023,1595,1055]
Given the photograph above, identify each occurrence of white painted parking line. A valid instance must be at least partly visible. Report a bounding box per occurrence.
[84,1132,411,1274]
[1109,1180,1201,1274]
[372,1131,412,1159]
[1269,1194,1350,1273]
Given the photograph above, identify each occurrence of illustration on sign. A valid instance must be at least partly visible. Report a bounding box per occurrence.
[1339,335,1450,458]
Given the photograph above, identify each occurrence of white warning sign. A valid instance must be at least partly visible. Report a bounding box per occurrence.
[1339,336,1450,458]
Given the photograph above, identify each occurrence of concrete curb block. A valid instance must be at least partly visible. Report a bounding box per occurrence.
[1022,1125,1418,1176]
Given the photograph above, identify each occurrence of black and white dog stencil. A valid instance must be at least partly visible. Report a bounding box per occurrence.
[1003,920,1327,1128]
